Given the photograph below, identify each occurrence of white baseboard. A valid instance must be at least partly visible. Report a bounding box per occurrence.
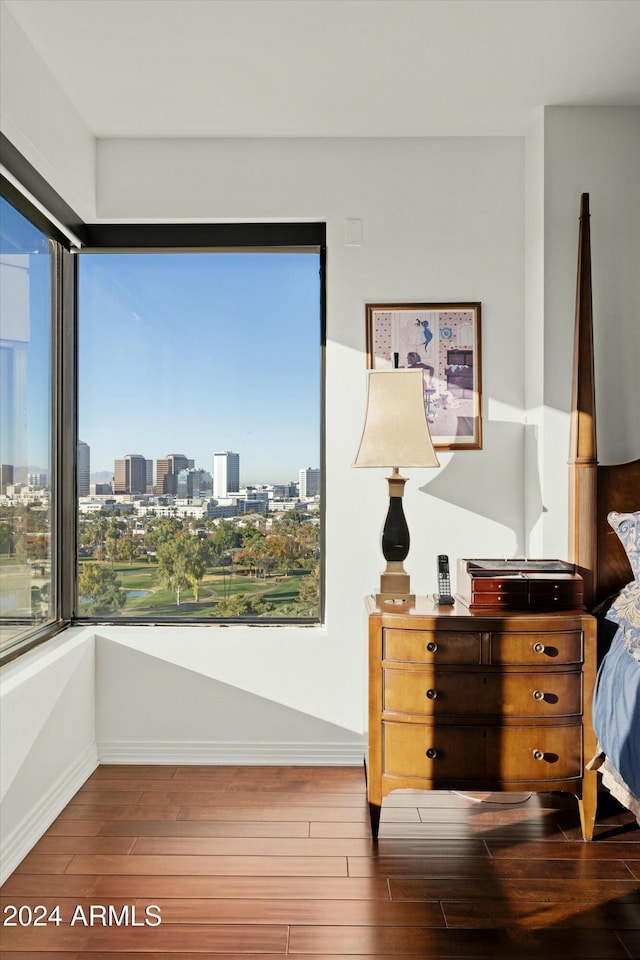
[97,740,364,765]
[1,741,99,885]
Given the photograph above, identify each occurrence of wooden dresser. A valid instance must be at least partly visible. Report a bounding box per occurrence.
[366,595,598,840]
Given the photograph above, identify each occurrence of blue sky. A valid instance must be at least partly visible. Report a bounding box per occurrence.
[78,251,321,483]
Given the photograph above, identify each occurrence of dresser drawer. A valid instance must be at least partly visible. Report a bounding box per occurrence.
[383,721,487,779]
[465,577,528,609]
[383,721,582,782]
[383,667,582,718]
[470,577,529,595]
[490,631,583,665]
[383,628,482,664]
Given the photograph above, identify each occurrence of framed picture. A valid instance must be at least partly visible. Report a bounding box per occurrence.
[365,302,482,450]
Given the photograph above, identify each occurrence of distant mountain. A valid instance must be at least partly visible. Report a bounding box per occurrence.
[9,466,49,482]
[90,471,113,484]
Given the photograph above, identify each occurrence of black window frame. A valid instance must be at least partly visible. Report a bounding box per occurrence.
[0,175,75,665]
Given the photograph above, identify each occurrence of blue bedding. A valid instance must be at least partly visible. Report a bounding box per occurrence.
[591,511,640,814]
[592,618,640,803]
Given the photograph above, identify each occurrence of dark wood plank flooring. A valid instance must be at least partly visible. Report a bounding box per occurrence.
[1,765,639,957]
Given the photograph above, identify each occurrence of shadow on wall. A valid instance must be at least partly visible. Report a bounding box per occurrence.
[95,637,363,763]
[420,421,545,557]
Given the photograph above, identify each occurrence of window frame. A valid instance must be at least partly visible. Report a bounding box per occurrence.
[75,232,326,627]
[0,179,74,665]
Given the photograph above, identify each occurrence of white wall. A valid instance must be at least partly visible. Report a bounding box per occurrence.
[95,631,360,764]
[0,9,97,883]
[0,628,97,883]
[540,106,640,559]
[90,134,527,757]
[0,2,96,221]
[524,112,546,556]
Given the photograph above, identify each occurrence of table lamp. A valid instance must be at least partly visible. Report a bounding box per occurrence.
[353,369,440,605]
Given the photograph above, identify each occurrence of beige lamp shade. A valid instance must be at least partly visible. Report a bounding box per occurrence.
[353,370,440,469]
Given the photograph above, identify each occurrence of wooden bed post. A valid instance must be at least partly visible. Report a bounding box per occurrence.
[568,193,598,608]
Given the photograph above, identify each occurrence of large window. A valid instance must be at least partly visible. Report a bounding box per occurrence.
[76,247,323,622]
[1,145,325,661]
[0,196,57,657]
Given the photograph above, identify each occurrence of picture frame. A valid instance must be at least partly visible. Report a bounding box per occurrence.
[365,302,482,450]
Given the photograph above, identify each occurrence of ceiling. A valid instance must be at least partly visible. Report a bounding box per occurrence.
[3,0,640,138]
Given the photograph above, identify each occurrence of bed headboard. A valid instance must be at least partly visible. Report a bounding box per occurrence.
[568,193,640,610]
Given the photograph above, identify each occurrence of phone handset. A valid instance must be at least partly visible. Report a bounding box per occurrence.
[437,554,454,605]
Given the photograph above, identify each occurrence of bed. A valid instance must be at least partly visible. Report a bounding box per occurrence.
[568,193,640,824]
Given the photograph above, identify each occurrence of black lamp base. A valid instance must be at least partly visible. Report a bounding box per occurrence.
[376,470,415,604]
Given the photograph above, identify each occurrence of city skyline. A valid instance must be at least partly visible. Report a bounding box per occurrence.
[3,444,320,493]
[78,251,321,481]
[83,444,319,490]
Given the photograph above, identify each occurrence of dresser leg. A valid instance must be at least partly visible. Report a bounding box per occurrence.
[364,755,382,837]
[578,770,598,840]
[368,799,381,839]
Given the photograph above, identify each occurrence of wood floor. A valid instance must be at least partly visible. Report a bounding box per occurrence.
[1,765,639,958]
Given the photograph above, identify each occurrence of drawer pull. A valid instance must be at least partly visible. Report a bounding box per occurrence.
[533,642,546,654]
[425,748,438,760]
[425,688,438,700]
[426,641,438,653]
[532,689,545,701]
[532,749,545,761]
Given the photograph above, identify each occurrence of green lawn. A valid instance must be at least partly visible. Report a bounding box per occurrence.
[77,561,310,618]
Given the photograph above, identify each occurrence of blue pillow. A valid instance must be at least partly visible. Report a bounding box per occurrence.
[607,512,640,660]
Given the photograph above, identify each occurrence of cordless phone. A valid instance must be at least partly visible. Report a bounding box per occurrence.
[437,554,454,605]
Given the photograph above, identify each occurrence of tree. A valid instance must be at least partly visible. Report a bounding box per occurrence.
[81,514,109,554]
[213,594,253,617]
[240,524,265,550]
[24,503,49,534]
[297,562,320,611]
[184,538,209,602]
[214,594,274,617]
[272,513,305,535]
[260,552,278,579]
[14,534,28,564]
[0,520,11,556]
[105,534,119,567]
[117,534,140,564]
[266,534,301,576]
[295,520,319,559]
[107,517,127,537]
[244,538,273,579]
[78,563,126,615]
[209,520,238,555]
[145,517,182,547]
[235,545,260,577]
[27,534,48,562]
[157,539,191,606]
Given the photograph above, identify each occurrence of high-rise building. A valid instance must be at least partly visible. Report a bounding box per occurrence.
[114,454,148,494]
[0,464,14,494]
[27,472,46,487]
[156,454,190,495]
[213,451,240,498]
[271,482,298,499]
[299,467,320,498]
[77,440,90,496]
[177,468,212,498]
